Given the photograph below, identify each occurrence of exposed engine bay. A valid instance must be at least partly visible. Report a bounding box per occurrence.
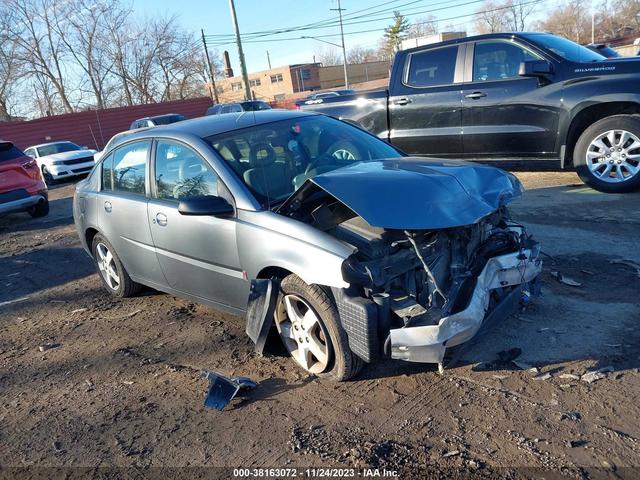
[278,185,542,367]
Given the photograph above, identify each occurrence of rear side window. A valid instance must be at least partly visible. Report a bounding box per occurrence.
[406,45,458,87]
[111,141,149,195]
[0,143,25,162]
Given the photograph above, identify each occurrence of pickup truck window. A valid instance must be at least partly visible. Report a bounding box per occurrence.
[527,33,604,62]
[473,41,540,82]
[406,45,458,88]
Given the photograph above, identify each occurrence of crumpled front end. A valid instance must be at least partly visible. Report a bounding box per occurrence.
[389,247,541,364]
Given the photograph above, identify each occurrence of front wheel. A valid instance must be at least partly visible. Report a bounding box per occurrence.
[91,234,142,298]
[274,274,362,381]
[574,115,640,193]
[28,199,49,218]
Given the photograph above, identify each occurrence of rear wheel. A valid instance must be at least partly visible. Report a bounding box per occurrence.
[274,274,362,381]
[91,234,141,298]
[27,199,49,218]
[574,115,640,193]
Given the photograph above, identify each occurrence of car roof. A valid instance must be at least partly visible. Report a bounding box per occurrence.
[26,140,76,149]
[135,113,183,121]
[400,31,551,54]
[123,109,317,140]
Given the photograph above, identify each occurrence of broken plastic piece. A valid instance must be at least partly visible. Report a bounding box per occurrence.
[202,370,257,411]
[246,279,279,355]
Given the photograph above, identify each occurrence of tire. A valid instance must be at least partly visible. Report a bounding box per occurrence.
[27,199,49,218]
[41,166,56,185]
[91,233,142,298]
[574,115,640,193]
[274,274,362,381]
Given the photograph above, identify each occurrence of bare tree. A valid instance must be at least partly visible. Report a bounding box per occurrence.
[7,0,76,113]
[347,46,380,64]
[407,15,439,39]
[315,46,342,66]
[538,0,591,43]
[0,7,25,119]
[474,0,536,34]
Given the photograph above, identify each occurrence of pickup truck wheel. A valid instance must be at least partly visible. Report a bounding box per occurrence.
[574,115,640,193]
[91,234,142,298]
[275,274,362,381]
[327,140,362,161]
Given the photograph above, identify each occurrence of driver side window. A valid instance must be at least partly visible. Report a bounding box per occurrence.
[473,41,540,82]
[154,140,218,201]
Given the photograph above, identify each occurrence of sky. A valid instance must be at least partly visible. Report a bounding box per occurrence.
[130,0,549,73]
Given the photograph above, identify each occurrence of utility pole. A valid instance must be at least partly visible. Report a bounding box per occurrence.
[229,0,251,100]
[201,29,219,103]
[266,51,272,69]
[591,11,595,44]
[330,0,349,89]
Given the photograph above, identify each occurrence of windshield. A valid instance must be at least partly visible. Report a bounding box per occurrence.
[153,114,185,125]
[37,142,80,156]
[205,115,402,206]
[241,101,271,111]
[528,34,605,62]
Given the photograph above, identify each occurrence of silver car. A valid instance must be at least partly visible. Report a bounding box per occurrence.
[73,110,541,381]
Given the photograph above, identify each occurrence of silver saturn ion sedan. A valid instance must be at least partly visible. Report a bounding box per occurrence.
[74,110,541,381]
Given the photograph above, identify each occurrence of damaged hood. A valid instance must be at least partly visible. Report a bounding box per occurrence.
[285,158,523,230]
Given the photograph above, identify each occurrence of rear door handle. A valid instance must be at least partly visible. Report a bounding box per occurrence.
[104,201,112,213]
[465,91,487,99]
[155,212,168,227]
[393,97,412,106]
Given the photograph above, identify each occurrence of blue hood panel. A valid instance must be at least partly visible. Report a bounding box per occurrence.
[309,158,523,230]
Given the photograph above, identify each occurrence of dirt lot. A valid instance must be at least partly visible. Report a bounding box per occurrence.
[1,172,639,479]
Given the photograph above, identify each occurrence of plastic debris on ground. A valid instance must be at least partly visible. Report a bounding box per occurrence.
[202,370,257,411]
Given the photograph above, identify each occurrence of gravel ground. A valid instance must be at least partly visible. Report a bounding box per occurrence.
[1,171,639,479]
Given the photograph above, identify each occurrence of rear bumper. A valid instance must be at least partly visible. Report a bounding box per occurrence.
[0,191,47,215]
[389,249,542,364]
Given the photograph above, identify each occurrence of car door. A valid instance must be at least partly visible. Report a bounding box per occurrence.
[388,43,465,156]
[97,140,165,285]
[146,139,247,309]
[461,39,559,157]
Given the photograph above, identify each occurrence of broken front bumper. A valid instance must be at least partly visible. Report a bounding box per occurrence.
[389,249,542,364]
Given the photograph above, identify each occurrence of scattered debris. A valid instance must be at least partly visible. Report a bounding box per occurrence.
[202,370,257,411]
[38,343,61,352]
[71,308,87,314]
[534,372,552,381]
[559,373,580,380]
[560,411,582,422]
[122,381,134,385]
[581,366,614,384]
[551,271,582,287]
[0,297,29,308]
[442,450,460,458]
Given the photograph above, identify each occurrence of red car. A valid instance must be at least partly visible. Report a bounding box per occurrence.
[0,140,49,217]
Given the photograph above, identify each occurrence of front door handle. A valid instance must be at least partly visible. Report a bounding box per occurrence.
[393,97,412,106]
[155,212,168,227]
[465,91,487,99]
[104,201,112,213]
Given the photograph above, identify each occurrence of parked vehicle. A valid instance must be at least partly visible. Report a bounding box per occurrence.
[0,140,48,217]
[205,101,272,116]
[24,141,97,184]
[130,113,186,130]
[73,110,541,381]
[295,89,355,108]
[586,43,620,58]
[301,32,640,193]
[94,128,148,163]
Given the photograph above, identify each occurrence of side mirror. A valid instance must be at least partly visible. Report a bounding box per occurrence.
[519,60,553,77]
[178,195,234,217]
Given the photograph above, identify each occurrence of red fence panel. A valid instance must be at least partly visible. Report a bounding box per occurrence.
[0,97,213,150]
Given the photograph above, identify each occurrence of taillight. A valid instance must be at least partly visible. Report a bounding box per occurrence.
[22,159,37,170]
[295,104,300,110]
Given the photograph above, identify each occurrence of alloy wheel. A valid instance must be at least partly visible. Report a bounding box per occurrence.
[95,242,120,291]
[332,149,356,161]
[275,294,331,374]
[586,129,640,183]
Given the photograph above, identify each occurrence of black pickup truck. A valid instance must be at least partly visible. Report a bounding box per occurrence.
[301,32,640,193]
